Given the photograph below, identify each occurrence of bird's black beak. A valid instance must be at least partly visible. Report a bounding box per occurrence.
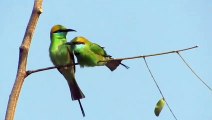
[66,29,77,32]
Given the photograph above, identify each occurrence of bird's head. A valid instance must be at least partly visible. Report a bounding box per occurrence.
[50,25,76,38]
[67,37,90,46]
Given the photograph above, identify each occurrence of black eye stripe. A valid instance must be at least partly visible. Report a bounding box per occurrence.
[73,42,85,45]
[53,30,66,33]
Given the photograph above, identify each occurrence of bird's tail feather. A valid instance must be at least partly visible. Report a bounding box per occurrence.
[58,67,85,100]
[106,60,129,71]
[66,73,86,117]
[58,67,85,116]
[67,76,85,100]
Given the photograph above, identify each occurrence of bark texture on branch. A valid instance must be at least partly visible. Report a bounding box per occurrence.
[5,1,43,120]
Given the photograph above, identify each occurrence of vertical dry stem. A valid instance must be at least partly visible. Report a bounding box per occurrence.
[5,0,43,120]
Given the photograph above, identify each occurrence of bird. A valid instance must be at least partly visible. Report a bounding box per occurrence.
[66,36,129,71]
[49,25,85,116]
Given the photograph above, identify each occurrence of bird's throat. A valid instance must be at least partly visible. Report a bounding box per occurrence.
[75,44,85,49]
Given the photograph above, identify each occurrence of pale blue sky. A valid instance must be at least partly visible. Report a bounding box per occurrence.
[1,0,212,120]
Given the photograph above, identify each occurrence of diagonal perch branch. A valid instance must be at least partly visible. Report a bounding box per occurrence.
[110,45,198,61]
[26,63,79,76]
[26,46,198,75]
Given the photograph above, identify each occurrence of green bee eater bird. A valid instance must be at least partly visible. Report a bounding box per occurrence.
[49,25,85,116]
[66,36,129,71]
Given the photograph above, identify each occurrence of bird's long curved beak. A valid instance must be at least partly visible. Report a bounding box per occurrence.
[66,29,77,32]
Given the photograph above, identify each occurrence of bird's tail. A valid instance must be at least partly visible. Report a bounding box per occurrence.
[105,60,129,71]
[66,74,85,100]
[65,71,85,116]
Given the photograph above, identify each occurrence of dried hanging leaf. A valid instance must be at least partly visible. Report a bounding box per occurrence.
[154,98,166,117]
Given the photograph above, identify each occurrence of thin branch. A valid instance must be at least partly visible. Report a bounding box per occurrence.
[26,63,79,76]
[143,58,164,98]
[27,46,198,75]
[5,1,43,120]
[176,52,212,92]
[143,57,178,120]
[27,66,59,75]
[110,46,198,61]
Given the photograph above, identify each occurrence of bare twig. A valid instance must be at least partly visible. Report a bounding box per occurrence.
[143,58,178,120]
[27,46,198,75]
[5,1,43,120]
[110,46,198,61]
[177,52,212,92]
[26,63,79,76]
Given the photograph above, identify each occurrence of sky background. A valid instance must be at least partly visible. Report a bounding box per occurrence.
[1,0,212,120]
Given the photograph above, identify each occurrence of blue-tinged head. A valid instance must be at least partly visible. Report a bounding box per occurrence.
[50,25,76,39]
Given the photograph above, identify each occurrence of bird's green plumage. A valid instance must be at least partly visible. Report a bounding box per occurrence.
[90,43,108,57]
[69,36,127,71]
[70,37,110,67]
[49,25,85,100]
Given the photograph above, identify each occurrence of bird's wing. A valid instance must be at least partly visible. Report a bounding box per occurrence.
[90,43,111,57]
[57,44,76,73]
